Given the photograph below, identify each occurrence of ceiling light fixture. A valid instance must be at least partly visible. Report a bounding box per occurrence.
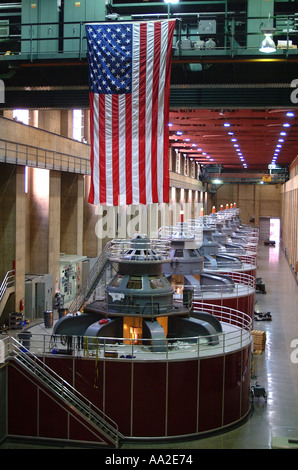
[259,14,276,54]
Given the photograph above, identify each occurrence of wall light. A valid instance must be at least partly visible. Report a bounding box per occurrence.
[259,32,276,53]
[259,14,276,54]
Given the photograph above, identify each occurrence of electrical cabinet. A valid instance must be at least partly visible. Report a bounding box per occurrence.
[25,274,53,321]
[21,0,59,56]
[63,0,106,54]
[59,254,87,303]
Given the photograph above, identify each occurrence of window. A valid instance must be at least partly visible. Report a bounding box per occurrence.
[126,276,142,289]
[13,109,29,125]
[174,249,184,258]
[149,276,164,289]
[73,109,83,141]
[111,275,124,288]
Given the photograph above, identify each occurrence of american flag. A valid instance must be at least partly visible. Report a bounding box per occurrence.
[86,20,176,206]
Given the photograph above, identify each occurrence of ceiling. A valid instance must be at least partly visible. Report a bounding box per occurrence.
[168,108,298,172]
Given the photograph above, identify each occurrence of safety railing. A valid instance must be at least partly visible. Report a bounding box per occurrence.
[106,237,172,262]
[203,253,257,272]
[68,247,110,314]
[12,302,252,361]
[1,13,297,60]
[180,272,256,299]
[3,335,121,447]
[0,270,15,304]
[158,222,203,241]
[0,139,90,175]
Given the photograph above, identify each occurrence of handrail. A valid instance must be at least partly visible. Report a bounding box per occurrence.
[68,246,110,313]
[0,270,15,304]
[5,336,121,446]
[11,302,252,361]
[0,138,90,175]
[1,14,297,60]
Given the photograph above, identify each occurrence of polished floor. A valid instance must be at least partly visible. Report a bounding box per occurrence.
[121,241,298,450]
[1,242,298,450]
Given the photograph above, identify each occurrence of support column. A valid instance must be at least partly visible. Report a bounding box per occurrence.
[48,171,61,294]
[60,110,73,139]
[60,173,84,255]
[15,166,26,315]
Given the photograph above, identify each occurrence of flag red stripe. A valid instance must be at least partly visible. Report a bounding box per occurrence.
[112,95,120,205]
[125,94,132,205]
[138,22,147,205]
[88,92,95,204]
[151,22,161,203]
[163,21,175,203]
[99,94,106,205]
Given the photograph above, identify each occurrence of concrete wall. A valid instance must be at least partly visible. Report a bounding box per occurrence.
[0,115,90,161]
[281,174,298,279]
[210,183,281,226]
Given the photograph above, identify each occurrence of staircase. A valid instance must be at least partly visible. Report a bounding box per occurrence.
[0,270,15,318]
[68,246,111,313]
[8,337,121,447]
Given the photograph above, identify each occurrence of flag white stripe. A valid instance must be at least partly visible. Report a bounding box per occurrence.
[105,94,114,206]
[157,21,168,202]
[118,95,127,206]
[145,22,154,205]
[131,23,140,205]
[93,93,100,205]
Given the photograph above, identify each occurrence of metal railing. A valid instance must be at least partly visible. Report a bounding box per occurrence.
[11,303,252,361]
[0,270,15,304]
[68,247,110,313]
[3,335,121,447]
[0,139,91,175]
[106,237,172,262]
[0,14,297,60]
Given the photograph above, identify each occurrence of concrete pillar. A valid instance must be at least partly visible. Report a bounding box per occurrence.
[48,171,61,294]
[83,175,102,257]
[148,203,159,237]
[254,184,261,226]
[60,173,84,255]
[38,110,61,134]
[83,110,90,143]
[60,110,73,139]
[29,168,49,274]
[15,166,26,314]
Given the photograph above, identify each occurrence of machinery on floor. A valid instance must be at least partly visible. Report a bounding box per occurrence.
[53,234,223,350]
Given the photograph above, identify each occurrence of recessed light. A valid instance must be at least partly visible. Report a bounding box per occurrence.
[286,111,294,117]
[283,123,290,127]
[276,144,282,148]
[280,131,287,136]
[223,123,231,127]
[231,138,237,142]
[176,131,183,135]
[278,139,284,142]
[228,131,234,135]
